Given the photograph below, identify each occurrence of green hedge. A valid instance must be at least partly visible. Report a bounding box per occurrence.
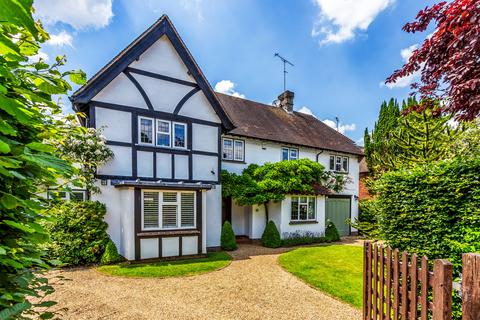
[325,221,340,242]
[261,220,281,248]
[44,201,109,266]
[220,221,237,251]
[350,199,380,239]
[101,238,123,265]
[375,157,480,270]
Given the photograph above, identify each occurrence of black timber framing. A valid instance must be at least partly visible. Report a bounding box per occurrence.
[126,67,198,88]
[123,70,154,110]
[134,188,141,260]
[173,87,200,115]
[71,15,233,131]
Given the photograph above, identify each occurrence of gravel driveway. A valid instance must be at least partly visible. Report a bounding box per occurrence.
[49,244,361,320]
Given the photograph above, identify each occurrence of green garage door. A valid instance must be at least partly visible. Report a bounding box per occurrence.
[325,197,351,236]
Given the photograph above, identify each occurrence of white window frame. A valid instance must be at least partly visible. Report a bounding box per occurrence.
[141,190,197,231]
[290,196,317,222]
[282,147,299,161]
[156,119,171,148]
[47,189,86,201]
[172,122,187,149]
[222,138,244,162]
[138,116,155,145]
[329,155,349,173]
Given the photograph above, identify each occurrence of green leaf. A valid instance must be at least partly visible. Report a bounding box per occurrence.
[0,119,17,136]
[26,142,54,153]
[0,0,38,39]
[0,247,6,255]
[0,95,31,124]
[0,33,21,57]
[3,220,36,233]
[0,140,10,153]
[67,70,87,85]
[40,311,55,319]
[0,193,20,209]
[0,301,31,319]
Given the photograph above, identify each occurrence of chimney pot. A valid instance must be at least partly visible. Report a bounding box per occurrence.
[278,90,294,113]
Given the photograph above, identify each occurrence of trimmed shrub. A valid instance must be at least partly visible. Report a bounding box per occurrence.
[101,238,123,265]
[350,198,380,239]
[261,220,281,248]
[325,221,340,242]
[281,230,326,247]
[375,157,480,271]
[220,221,237,251]
[44,201,109,266]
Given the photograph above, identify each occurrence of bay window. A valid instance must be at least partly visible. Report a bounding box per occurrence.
[291,196,316,222]
[142,190,196,230]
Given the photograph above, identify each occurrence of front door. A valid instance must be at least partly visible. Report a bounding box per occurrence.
[222,196,232,224]
[325,197,351,236]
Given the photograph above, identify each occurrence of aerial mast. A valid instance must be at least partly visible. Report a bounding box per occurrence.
[274,53,294,91]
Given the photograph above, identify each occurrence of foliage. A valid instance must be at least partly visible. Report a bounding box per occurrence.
[56,125,113,194]
[349,199,380,239]
[220,221,237,251]
[374,156,480,272]
[281,231,326,247]
[44,201,109,266]
[222,159,349,220]
[101,239,123,265]
[364,98,459,176]
[97,252,231,278]
[279,245,363,308]
[0,1,86,317]
[447,119,480,159]
[386,0,480,121]
[325,221,340,242]
[261,220,281,248]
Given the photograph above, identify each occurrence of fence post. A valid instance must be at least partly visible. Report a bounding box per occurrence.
[462,253,480,320]
[432,259,452,320]
[363,242,368,320]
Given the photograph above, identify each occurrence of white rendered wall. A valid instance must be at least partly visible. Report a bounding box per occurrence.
[192,124,218,153]
[156,153,172,179]
[129,36,195,82]
[278,195,326,239]
[97,145,132,176]
[92,72,148,108]
[231,201,245,235]
[182,236,198,255]
[92,183,135,260]
[192,154,218,181]
[95,107,132,143]
[137,151,154,178]
[205,185,222,247]
[174,154,189,180]
[178,90,221,123]
[250,204,266,239]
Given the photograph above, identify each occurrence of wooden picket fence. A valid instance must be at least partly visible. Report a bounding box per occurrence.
[363,242,480,320]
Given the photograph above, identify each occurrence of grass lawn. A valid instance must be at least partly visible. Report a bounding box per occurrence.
[97,252,231,278]
[278,244,363,308]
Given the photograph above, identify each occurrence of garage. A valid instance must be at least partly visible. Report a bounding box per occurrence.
[325,196,351,236]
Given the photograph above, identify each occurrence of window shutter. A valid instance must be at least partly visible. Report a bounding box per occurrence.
[181,193,195,227]
[143,192,159,228]
[162,205,177,228]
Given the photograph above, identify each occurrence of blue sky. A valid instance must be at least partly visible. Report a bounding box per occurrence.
[33,0,436,144]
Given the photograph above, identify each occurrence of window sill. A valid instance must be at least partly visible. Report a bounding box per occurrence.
[137,229,199,237]
[222,159,246,164]
[289,220,319,225]
[330,170,349,175]
[136,143,189,151]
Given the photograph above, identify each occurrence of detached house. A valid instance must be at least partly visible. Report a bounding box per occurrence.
[71,15,363,261]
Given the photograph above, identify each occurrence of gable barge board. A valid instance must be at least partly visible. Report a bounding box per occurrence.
[91,101,222,128]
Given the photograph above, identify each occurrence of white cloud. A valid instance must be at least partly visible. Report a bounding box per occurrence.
[46,30,73,47]
[34,0,113,30]
[382,44,420,89]
[297,106,317,118]
[214,80,245,98]
[322,119,356,134]
[311,0,395,44]
[29,51,49,63]
[180,0,204,21]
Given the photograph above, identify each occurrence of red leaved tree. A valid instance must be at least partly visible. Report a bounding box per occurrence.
[387,0,480,121]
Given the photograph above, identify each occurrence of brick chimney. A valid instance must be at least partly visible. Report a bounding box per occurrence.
[278,90,294,113]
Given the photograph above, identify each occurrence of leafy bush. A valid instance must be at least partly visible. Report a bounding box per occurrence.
[220,221,237,251]
[350,199,380,239]
[44,201,109,266]
[101,239,123,265]
[325,221,340,242]
[261,220,281,248]
[375,157,480,271]
[282,231,326,247]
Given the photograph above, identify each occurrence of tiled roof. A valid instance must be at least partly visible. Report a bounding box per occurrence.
[216,93,364,156]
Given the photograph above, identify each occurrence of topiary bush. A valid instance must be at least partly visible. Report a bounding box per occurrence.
[325,221,340,242]
[261,220,281,248]
[220,221,237,251]
[101,238,123,265]
[44,201,109,266]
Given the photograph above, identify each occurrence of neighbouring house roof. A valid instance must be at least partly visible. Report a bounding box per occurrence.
[70,15,234,130]
[359,152,369,174]
[216,93,364,156]
[112,180,214,190]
